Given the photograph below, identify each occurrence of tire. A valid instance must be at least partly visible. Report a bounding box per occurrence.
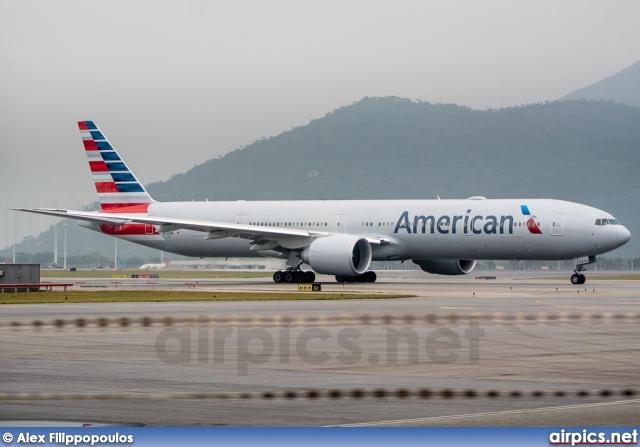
[304,271,316,283]
[335,275,345,283]
[579,274,586,284]
[273,271,284,283]
[284,272,294,283]
[570,274,580,285]
[295,272,305,283]
[365,271,377,283]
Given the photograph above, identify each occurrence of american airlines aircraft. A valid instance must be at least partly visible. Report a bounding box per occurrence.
[18,121,631,285]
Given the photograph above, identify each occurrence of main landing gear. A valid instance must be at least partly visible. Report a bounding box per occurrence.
[571,266,586,285]
[273,269,316,284]
[335,271,377,283]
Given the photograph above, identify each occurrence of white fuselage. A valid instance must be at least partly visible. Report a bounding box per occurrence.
[104,198,629,262]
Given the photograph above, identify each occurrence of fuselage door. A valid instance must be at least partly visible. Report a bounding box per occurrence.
[236,214,247,225]
[336,214,347,233]
[551,215,564,236]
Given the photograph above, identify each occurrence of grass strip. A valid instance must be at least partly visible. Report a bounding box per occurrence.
[41,270,272,279]
[0,290,415,304]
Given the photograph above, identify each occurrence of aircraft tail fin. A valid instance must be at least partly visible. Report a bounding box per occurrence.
[78,121,155,210]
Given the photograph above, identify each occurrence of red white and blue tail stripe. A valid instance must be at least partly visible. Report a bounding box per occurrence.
[78,121,155,210]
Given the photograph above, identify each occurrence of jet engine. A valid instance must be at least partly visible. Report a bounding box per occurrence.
[413,259,476,275]
[301,235,372,276]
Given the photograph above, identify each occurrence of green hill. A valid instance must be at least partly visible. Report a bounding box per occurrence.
[561,60,640,107]
[5,97,639,261]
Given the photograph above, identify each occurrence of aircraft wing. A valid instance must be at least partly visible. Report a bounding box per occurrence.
[16,208,313,240]
[16,207,391,245]
[16,208,130,225]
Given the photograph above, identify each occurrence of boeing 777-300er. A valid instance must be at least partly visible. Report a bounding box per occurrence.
[18,121,631,285]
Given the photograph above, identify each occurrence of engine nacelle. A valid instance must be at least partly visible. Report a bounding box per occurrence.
[301,235,372,276]
[413,259,477,275]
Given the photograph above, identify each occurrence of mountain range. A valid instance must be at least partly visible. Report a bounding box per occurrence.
[561,60,640,107]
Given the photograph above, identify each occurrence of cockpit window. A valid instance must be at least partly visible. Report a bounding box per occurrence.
[595,218,620,226]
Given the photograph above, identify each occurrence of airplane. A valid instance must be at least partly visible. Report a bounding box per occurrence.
[17,121,631,285]
[140,260,170,270]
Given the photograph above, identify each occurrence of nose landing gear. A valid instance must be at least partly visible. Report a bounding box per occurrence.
[570,263,588,285]
[570,256,595,285]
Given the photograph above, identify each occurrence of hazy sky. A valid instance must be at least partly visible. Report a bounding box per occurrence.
[2,0,640,248]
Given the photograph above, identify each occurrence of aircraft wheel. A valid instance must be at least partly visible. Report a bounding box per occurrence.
[570,274,580,285]
[295,272,305,283]
[579,274,586,284]
[284,272,294,283]
[304,271,316,283]
[365,271,377,283]
[335,275,345,283]
[273,271,284,283]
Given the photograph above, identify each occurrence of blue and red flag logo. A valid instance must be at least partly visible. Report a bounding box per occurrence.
[521,205,542,234]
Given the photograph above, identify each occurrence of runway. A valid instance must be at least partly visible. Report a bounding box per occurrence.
[1,271,638,426]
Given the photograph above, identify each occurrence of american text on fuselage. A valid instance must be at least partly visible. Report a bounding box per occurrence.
[394,210,518,235]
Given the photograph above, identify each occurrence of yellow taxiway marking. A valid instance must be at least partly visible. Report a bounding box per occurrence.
[439,306,476,310]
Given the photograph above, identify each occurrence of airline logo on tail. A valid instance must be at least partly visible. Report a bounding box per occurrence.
[521,205,542,234]
[79,121,154,210]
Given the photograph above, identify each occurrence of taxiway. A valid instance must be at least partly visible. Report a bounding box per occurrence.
[1,271,638,426]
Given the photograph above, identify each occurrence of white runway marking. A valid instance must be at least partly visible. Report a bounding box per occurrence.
[332,399,640,427]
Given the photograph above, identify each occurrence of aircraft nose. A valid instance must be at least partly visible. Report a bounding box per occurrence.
[617,226,631,244]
